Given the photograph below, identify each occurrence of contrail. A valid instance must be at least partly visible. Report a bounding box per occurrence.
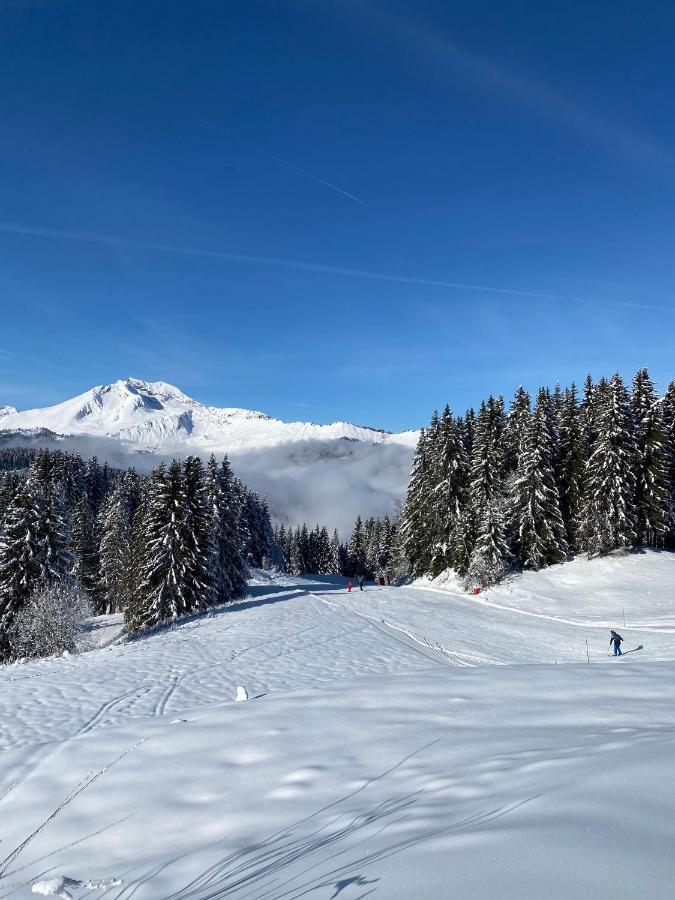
[350,3,675,174]
[241,139,365,205]
[202,121,365,204]
[0,221,671,313]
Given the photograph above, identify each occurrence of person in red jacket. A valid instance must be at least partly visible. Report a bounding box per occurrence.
[347,581,353,593]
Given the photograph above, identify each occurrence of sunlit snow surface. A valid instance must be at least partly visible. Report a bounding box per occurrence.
[2,553,675,898]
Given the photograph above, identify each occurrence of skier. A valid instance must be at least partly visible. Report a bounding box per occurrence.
[358,576,364,591]
[347,581,353,593]
[609,630,623,656]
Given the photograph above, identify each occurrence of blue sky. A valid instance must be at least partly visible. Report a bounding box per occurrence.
[1,0,675,431]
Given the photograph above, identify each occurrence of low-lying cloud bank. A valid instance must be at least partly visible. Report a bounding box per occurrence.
[230,439,413,536]
[1,431,413,536]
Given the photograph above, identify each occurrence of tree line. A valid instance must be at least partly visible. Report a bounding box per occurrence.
[0,449,274,660]
[273,514,402,581]
[402,368,675,587]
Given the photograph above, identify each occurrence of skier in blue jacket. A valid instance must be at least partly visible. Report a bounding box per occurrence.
[609,630,623,656]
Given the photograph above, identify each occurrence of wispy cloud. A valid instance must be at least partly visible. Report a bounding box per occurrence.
[202,120,364,204]
[1,220,672,313]
[350,2,675,173]
[0,347,74,374]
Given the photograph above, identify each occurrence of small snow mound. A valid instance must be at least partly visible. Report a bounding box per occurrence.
[32,877,121,898]
[235,685,248,702]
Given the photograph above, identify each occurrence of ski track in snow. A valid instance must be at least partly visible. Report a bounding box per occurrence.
[1,556,675,899]
[0,581,440,754]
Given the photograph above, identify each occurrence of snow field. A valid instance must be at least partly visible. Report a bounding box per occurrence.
[1,552,674,898]
[419,550,675,628]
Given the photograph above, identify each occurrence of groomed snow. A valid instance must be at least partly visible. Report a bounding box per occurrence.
[1,552,674,898]
[416,550,675,629]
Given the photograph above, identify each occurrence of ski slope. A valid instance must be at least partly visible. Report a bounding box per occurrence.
[1,553,675,898]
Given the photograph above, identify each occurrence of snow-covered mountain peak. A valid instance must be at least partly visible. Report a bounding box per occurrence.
[88,378,198,411]
[58,377,199,432]
[0,379,419,454]
[122,378,197,405]
[0,405,17,418]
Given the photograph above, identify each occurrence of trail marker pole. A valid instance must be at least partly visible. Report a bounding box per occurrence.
[623,607,626,627]
[586,639,590,664]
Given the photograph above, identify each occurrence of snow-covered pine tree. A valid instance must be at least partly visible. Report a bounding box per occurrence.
[359,516,378,577]
[511,388,568,570]
[347,515,368,577]
[330,528,342,574]
[662,380,675,546]
[551,382,564,427]
[235,483,273,569]
[466,495,510,588]
[283,526,295,573]
[580,375,596,459]
[375,515,394,578]
[385,502,407,582]
[468,398,505,520]
[233,479,252,564]
[71,492,101,610]
[0,481,43,658]
[637,399,671,546]
[182,455,214,606]
[310,526,320,573]
[248,494,274,567]
[558,384,585,550]
[275,524,287,571]
[34,476,73,586]
[98,470,140,613]
[264,533,286,572]
[401,426,435,576]
[315,526,333,574]
[305,527,315,574]
[134,461,207,631]
[122,497,148,634]
[504,387,531,475]
[50,450,86,509]
[462,408,476,458]
[289,527,303,575]
[299,523,311,573]
[464,397,510,585]
[0,471,18,533]
[29,449,53,492]
[428,405,469,576]
[631,367,655,432]
[581,373,638,557]
[422,427,442,559]
[85,456,108,520]
[449,506,475,577]
[545,386,564,490]
[338,539,350,576]
[631,368,670,546]
[205,455,248,603]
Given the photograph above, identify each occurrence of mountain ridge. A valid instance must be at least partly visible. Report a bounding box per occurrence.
[0,377,419,454]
